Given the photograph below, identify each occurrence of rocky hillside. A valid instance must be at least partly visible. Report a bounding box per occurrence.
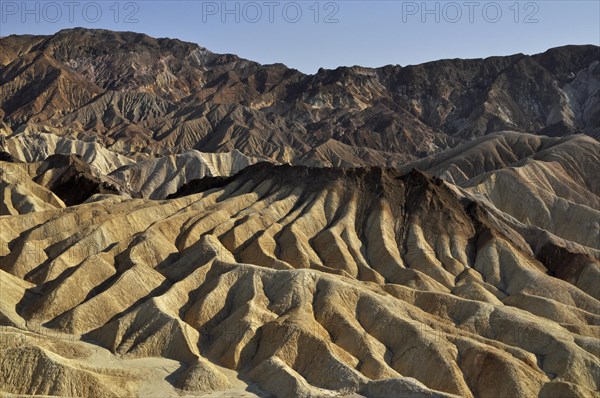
[1,131,599,397]
[0,28,599,398]
[1,28,598,165]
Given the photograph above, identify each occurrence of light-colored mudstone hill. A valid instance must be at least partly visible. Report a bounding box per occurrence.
[1,140,598,396]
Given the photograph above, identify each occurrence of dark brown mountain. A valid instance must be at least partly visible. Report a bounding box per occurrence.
[1,28,598,166]
[1,28,599,398]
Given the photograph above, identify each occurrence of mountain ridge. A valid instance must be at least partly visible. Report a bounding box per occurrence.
[1,28,598,166]
[1,28,599,398]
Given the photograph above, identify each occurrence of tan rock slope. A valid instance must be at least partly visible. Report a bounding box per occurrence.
[109,149,263,199]
[0,160,65,215]
[1,131,263,200]
[0,153,125,214]
[1,132,599,397]
[1,28,599,398]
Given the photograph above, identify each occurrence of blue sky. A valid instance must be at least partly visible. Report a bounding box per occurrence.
[1,1,599,73]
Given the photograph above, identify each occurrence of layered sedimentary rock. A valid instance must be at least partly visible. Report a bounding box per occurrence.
[1,29,599,164]
[1,132,599,396]
[1,131,263,201]
[1,28,599,398]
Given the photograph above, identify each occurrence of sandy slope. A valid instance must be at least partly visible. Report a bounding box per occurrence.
[1,141,599,396]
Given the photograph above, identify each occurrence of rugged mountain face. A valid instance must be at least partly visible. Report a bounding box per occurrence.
[1,130,599,397]
[1,28,598,165]
[0,28,599,398]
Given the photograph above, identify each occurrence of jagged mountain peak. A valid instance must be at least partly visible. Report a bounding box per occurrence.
[1,28,598,164]
[0,28,599,396]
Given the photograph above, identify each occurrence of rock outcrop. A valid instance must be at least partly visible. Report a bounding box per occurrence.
[1,28,599,398]
[1,29,598,164]
[1,135,599,396]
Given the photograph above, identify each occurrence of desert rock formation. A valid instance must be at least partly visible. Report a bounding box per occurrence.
[1,29,598,163]
[2,132,600,396]
[0,29,599,398]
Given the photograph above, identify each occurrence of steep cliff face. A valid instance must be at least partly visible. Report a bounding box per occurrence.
[1,29,598,164]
